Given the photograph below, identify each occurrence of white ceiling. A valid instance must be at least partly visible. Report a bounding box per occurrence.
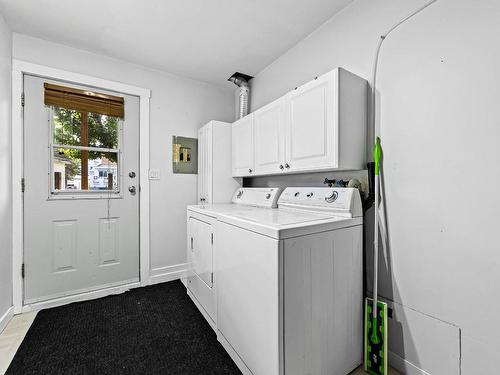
[0,0,352,85]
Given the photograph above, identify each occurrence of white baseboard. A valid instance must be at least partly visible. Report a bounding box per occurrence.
[0,306,14,334]
[22,281,140,312]
[390,351,431,375]
[150,263,187,285]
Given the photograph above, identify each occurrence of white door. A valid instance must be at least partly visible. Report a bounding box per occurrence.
[23,75,140,304]
[253,98,286,175]
[285,72,336,172]
[231,115,254,177]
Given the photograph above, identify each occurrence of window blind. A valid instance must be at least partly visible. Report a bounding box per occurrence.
[44,83,125,118]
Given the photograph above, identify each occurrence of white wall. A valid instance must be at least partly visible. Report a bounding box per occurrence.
[12,34,235,281]
[0,13,12,328]
[248,0,499,373]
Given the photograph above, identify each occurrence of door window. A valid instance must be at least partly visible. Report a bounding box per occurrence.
[45,83,124,197]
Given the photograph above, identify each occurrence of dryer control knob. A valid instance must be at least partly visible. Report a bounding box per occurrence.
[325,191,338,203]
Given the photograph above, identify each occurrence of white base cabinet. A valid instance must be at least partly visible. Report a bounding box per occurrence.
[231,67,368,177]
[198,120,240,203]
[186,210,216,327]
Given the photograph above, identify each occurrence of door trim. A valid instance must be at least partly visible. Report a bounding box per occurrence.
[12,60,152,313]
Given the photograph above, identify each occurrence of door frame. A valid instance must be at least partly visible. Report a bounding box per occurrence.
[12,60,152,313]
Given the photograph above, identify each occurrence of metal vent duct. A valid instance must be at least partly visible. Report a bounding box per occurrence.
[228,72,253,119]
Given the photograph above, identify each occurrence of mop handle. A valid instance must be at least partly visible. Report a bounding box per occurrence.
[372,137,382,319]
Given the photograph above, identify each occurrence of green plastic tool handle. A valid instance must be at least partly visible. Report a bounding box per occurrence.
[374,137,382,176]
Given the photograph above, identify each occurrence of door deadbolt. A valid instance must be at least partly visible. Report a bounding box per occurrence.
[129,171,136,178]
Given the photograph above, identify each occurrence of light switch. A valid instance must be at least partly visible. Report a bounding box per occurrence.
[149,169,160,180]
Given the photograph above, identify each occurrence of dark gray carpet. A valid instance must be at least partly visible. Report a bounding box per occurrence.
[6,280,241,375]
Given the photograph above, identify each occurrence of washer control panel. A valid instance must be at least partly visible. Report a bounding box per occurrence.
[231,187,283,208]
[278,187,362,217]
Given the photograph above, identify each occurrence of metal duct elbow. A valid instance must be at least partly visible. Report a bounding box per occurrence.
[228,72,253,119]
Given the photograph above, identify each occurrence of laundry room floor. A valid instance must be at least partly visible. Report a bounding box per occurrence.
[1,281,240,375]
[0,282,402,375]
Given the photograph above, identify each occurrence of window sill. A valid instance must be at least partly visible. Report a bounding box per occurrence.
[48,192,123,200]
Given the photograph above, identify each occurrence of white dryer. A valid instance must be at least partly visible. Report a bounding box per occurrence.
[185,187,282,329]
[215,187,363,375]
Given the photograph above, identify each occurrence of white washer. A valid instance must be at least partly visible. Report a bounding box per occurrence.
[215,187,363,375]
[185,187,282,329]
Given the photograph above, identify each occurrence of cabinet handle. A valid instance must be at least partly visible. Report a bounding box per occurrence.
[285,163,290,169]
[248,169,253,173]
[279,164,284,170]
[190,237,193,250]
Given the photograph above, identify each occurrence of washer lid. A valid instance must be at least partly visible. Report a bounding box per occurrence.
[217,207,362,239]
[226,207,335,226]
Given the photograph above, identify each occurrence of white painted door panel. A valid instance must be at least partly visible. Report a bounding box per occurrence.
[23,75,140,303]
[231,115,254,177]
[216,221,280,375]
[285,72,336,172]
[253,98,285,175]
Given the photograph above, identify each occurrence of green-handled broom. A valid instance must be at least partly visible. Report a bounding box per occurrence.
[364,137,388,375]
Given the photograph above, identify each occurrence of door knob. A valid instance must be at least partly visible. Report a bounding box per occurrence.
[279,164,284,170]
[248,169,253,173]
[128,186,136,195]
[285,163,290,169]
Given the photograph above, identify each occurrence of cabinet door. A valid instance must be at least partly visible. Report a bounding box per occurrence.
[285,72,337,172]
[203,125,213,203]
[231,115,254,177]
[253,98,286,175]
[197,124,213,203]
[188,217,213,287]
[197,127,205,203]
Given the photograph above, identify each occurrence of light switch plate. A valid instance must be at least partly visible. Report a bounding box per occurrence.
[149,169,160,180]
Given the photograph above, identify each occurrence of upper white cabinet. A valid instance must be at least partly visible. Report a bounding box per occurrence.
[231,68,367,177]
[198,121,240,203]
[231,115,255,177]
[253,97,286,175]
[285,72,335,172]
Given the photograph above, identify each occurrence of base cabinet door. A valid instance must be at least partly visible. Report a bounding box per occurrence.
[285,71,337,172]
[231,115,255,177]
[187,215,215,321]
[253,98,286,175]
